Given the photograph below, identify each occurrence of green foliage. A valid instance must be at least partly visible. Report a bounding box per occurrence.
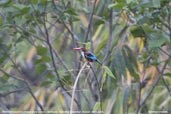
[41,80,52,87]
[103,66,115,79]
[122,45,139,80]
[130,25,145,37]
[0,74,10,86]
[92,102,101,111]
[0,0,171,113]
[111,48,127,80]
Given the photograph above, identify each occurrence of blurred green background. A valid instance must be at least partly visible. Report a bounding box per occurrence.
[0,0,171,114]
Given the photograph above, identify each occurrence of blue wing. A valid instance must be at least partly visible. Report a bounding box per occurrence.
[86,52,97,61]
[85,52,102,65]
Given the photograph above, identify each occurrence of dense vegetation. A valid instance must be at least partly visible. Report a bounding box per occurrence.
[0,0,171,114]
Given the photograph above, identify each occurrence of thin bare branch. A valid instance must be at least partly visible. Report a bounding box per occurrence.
[84,0,98,42]
[0,89,25,97]
[135,55,171,114]
[0,68,44,111]
[159,47,171,57]
[156,67,171,97]
[89,63,102,111]
[0,47,45,111]
[70,62,88,114]
[52,47,74,77]
[42,5,63,87]
[12,24,46,42]
[103,8,113,64]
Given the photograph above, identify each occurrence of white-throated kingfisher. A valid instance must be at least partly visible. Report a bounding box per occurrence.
[73,47,102,65]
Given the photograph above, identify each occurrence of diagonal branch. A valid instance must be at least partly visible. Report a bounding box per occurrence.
[135,55,171,114]
[42,6,63,88]
[52,47,74,77]
[103,8,113,64]
[1,47,45,111]
[70,62,88,114]
[0,68,44,111]
[89,63,102,111]
[156,67,171,97]
[84,0,98,42]
[0,88,26,97]
[42,3,81,109]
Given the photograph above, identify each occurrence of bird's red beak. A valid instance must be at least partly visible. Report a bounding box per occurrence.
[73,47,82,50]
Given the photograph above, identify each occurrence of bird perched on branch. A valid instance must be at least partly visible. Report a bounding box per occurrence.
[73,47,102,65]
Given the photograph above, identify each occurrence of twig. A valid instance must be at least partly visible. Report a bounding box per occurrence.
[156,67,171,97]
[135,55,171,114]
[30,0,74,82]
[105,89,117,114]
[161,76,171,97]
[52,0,80,77]
[52,47,74,77]
[42,1,81,110]
[0,68,44,111]
[103,8,113,64]
[84,0,98,42]
[135,82,142,114]
[42,5,63,87]
[12,24,46,42]
[25,82,45,111]
[1,47,45,111]
[62,20,77,41]
[42,7,80,109]
[159,47,171,57]
[61,8,82,111]
[81,90,92,110]
[0,89,25,97]
[70,62,88,114]
[89,63,102,111]
[30,2,46,38]
[159,18,171,32]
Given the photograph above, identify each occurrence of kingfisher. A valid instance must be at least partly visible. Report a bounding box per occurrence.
[73,47,102,65]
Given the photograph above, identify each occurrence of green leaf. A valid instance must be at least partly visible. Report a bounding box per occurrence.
[37,45,48,55]
[40,0,47,5]
[82,8,89,13]
[30,0,38,4]
[147,32,169,48]
[92,102,101,111]
[64,7,77,16]
[35,63,47,74]
[130,25,145,37]
[41,56,51,62]
[60,75,72,85]
[46,74,56,80]
[152,0,161,8]
[108,2,125,10]
[123,87,130,113]
[111,48,126,80]
[0,84,17,93]
[0,0,11,6]
[164,73,171,77]
[0,74,10,85]
[41,80,52,87]
[0,16,3,25]
[20,7,30,14]
[36,56,50,64]
[94,27,109,55]
[78,42,91,50]
[85,42,91,50]
[103,66,115,79]
[122,45,139,80]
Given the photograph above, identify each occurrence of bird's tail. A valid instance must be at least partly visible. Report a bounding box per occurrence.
[96,59,102,65]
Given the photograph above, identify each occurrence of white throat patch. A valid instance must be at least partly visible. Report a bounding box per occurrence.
[81,51,85,58]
